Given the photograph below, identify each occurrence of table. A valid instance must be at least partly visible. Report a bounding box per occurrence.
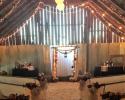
[94,66,125,77]
[12,68,38,77]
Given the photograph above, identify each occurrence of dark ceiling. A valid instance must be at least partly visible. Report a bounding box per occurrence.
[112,0,125,10]
[0,0,125,37]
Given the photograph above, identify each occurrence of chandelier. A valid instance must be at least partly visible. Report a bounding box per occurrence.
[55,0,65,11]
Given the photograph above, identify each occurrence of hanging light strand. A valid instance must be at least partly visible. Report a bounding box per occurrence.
[1,0,125,45]
[0,0,21,22]
[0,2,44,45]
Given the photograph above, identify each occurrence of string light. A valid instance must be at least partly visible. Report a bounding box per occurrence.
[88,1,125,36]
[98,0,125,25]
[121,37,124,40]
[72,5,74,8]
[91,10,94,13]
[1,0,125,45]
[0,0,21,22]
[102,13,105,17]
[81,3,85,6]
[119,26,122,30]
[108,23,112,26]
[0,2,42,45]
[1,1,88,45]
[0,0,42,23]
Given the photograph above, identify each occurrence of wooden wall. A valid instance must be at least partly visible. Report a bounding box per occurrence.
[87,43,120,73]
[0,43,124,76]
[0,45,51,75]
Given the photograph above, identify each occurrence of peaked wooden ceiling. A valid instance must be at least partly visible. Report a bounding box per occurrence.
[0,0,125,37]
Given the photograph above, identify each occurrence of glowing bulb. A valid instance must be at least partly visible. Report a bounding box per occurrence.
[121,37,124,40]
[108,23,111,26]
[119,26,122,29]
[55,0,64,4]
[91,10,94,13]
[82,3,85,6]
[102,13,105,17]
[72,5,74,8]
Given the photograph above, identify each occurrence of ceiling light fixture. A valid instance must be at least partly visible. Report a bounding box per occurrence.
[55,0,65,11]
[56,3,65,11]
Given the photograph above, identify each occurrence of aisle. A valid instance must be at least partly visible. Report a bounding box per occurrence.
[47,82,80,100]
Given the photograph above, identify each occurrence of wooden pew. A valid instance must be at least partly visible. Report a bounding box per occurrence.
[0,76,39,100]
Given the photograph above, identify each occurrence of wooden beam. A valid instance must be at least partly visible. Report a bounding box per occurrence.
[0,1,39,36]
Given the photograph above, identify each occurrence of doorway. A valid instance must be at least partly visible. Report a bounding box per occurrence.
[51,46,78,80]
[56,47,74,77]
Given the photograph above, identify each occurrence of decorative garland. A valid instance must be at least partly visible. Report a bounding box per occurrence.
[52,48,58,80]
[57,48,74,58]
[56,46,78,57]
[52,46,79,79]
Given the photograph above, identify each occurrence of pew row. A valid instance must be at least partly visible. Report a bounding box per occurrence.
[0,76,39,100]
[90,75,125,100]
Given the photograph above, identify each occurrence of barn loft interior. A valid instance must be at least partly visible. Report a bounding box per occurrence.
[0,0,125,100]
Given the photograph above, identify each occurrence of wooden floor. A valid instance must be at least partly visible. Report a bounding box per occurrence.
[47,82,80,100]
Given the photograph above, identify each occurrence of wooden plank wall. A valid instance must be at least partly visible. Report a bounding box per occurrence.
[88,43,120,73]
[0,45,51,75]
[0,43,124,76]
